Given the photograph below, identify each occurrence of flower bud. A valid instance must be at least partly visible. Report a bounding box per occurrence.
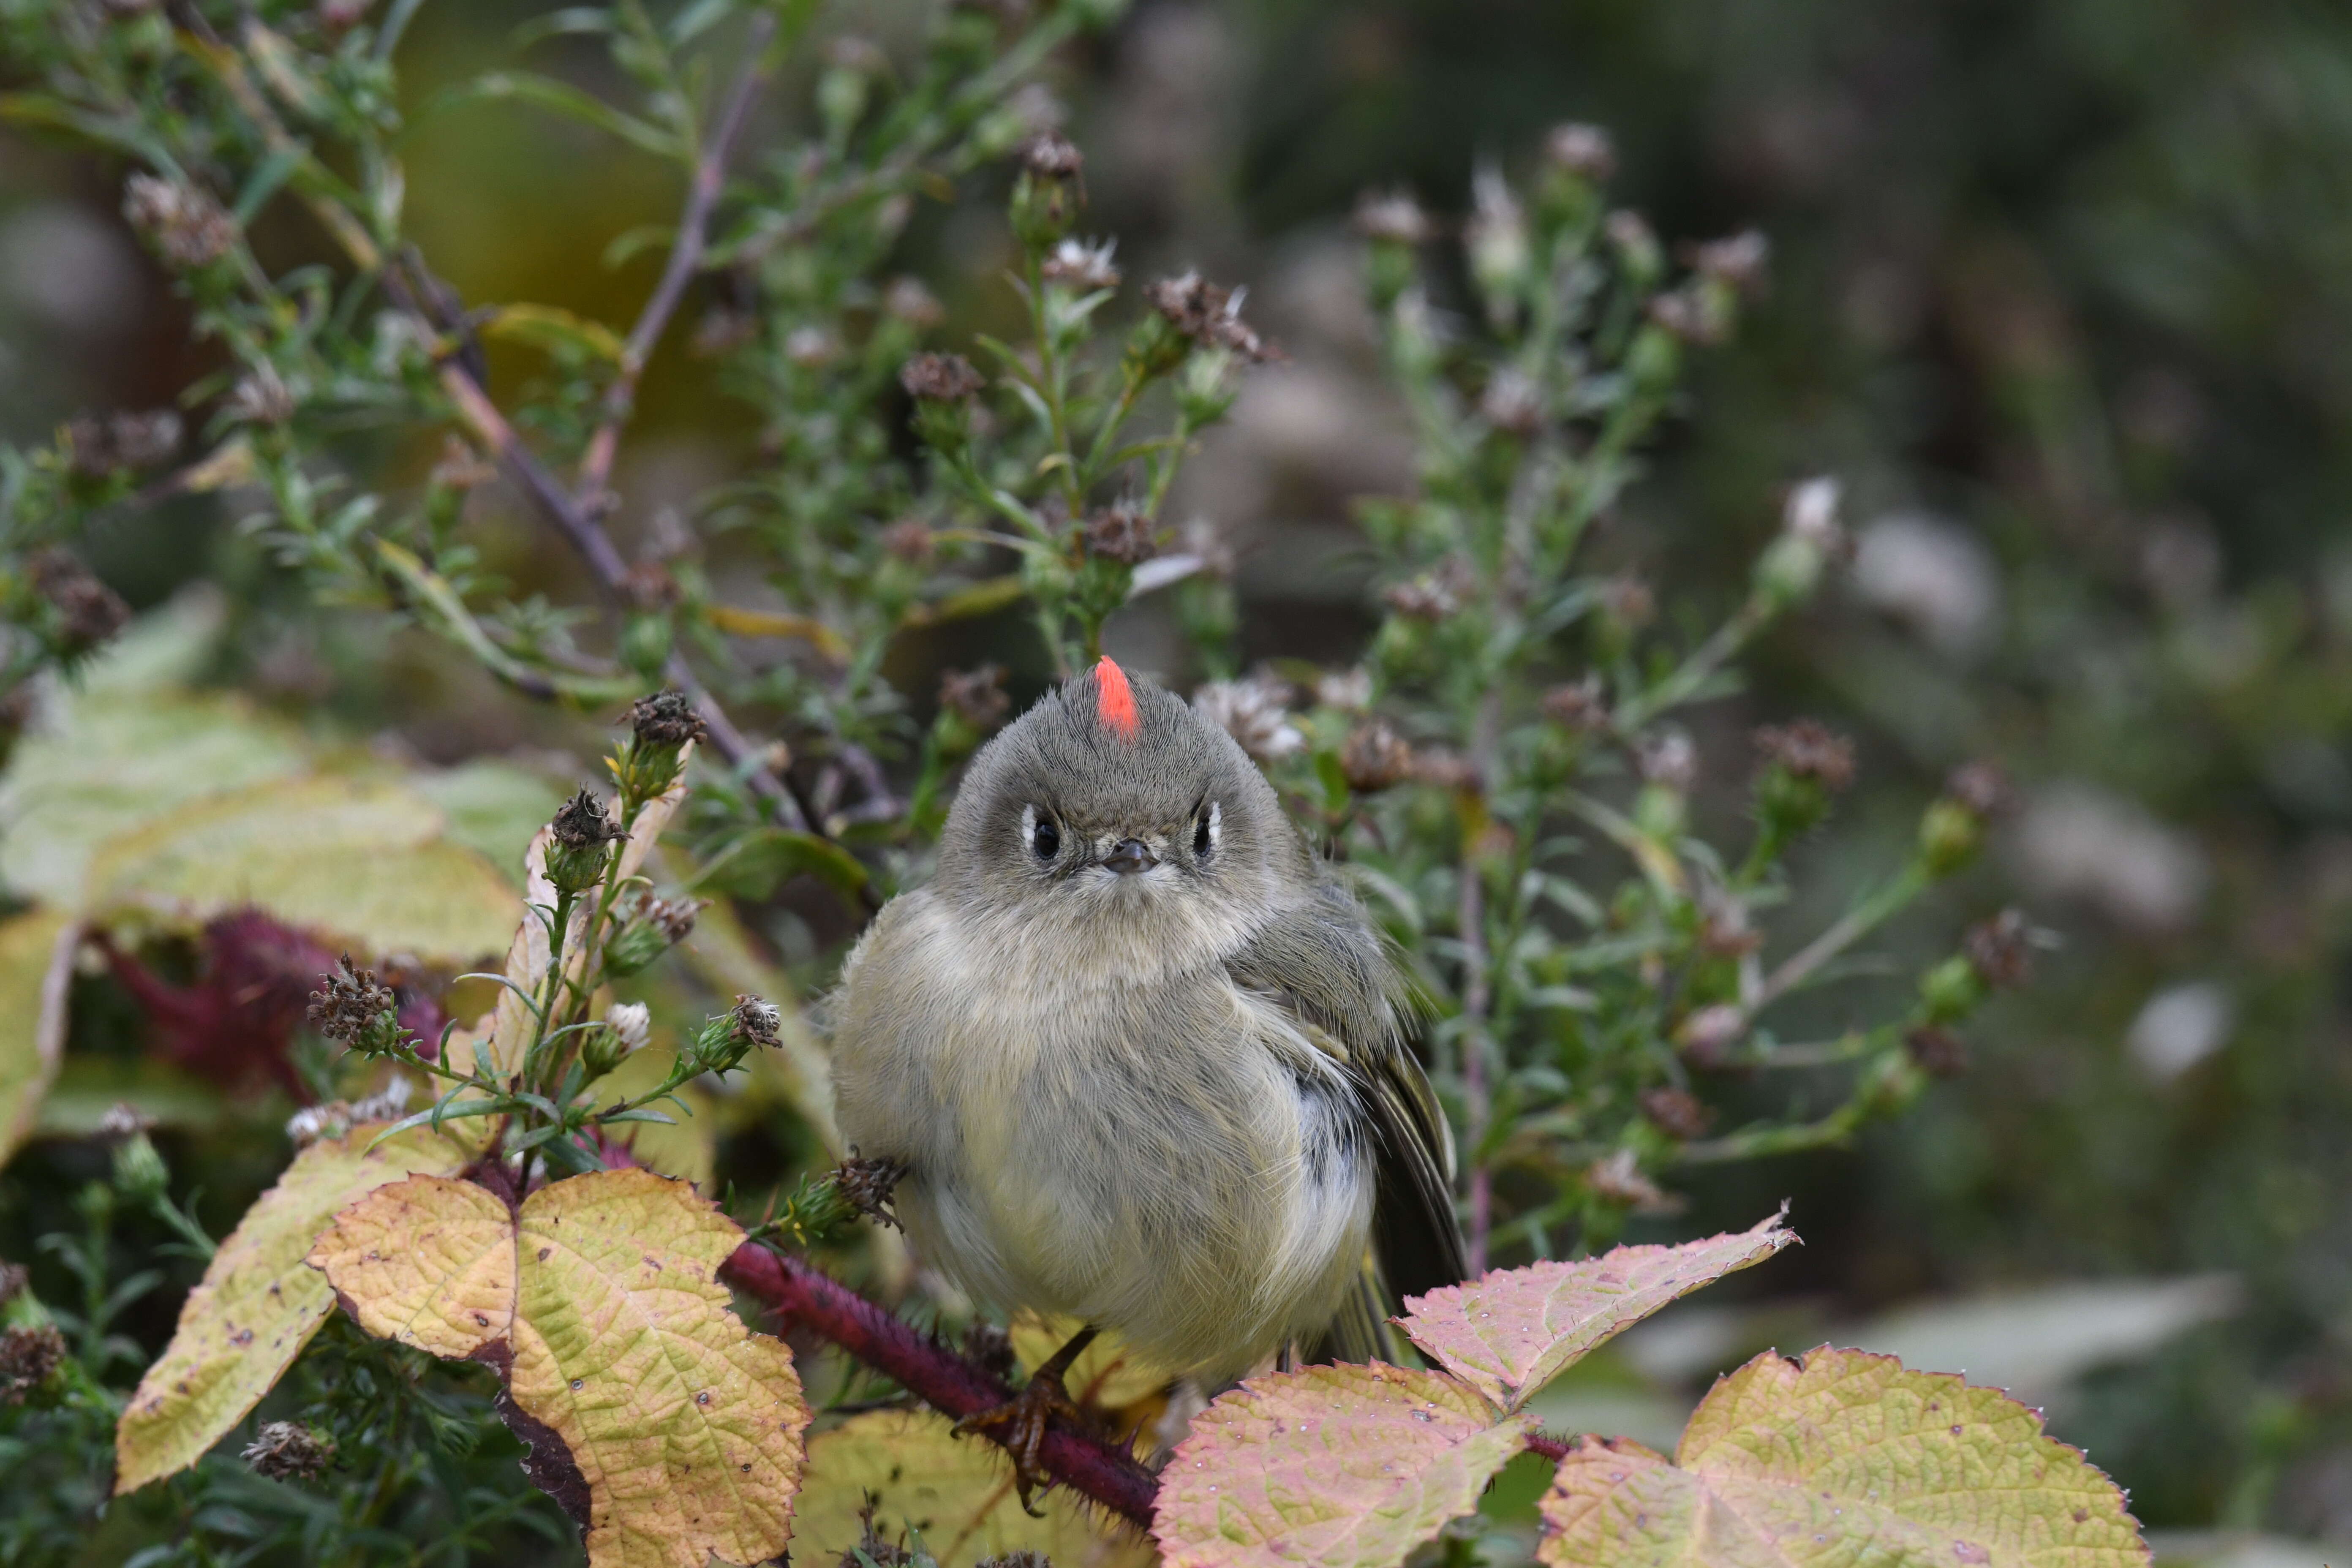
[613,689,706,803]
[900,352,985,449]
[1010,131,1086,250]
[1465,168,1530,318]
[603,895,700,979]
[1753,477,1846,610]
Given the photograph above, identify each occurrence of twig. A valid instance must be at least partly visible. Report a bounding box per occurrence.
[719,1242,1159,1527]
[577,17,777,502]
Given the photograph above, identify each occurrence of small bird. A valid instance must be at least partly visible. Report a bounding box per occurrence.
[831,657,1463,1496]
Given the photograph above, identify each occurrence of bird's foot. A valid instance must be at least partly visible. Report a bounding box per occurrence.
[953,1327,1100,1516]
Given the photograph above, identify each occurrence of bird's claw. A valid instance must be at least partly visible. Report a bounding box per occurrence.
[953,1372,1087,1516]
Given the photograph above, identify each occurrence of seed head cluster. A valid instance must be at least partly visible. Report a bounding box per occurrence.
[307,957,395,1047]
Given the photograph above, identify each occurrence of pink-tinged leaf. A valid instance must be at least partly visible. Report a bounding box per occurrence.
[1399,1207,1794,1410]
[1154,1363,1533,1568]
[1538,1346,2151,1568]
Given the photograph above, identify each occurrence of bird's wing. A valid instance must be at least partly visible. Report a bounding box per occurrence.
[1225,887,1467,1365]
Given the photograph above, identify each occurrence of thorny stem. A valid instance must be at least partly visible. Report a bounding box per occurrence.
[719,1242,1159,1527]
[577,16,779,501]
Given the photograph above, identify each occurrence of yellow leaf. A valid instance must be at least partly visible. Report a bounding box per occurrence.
[795,1410,1155,1568]
[1008,1313,1171,1416]
[485,761,688,1076]
[114,1122,482,1493]
[305,1173,514,1359]
[311,1167,808,1568]
[87,775,522,967]
[702,605,851,662]
[0,907,75,1168]
[479,302,628,363]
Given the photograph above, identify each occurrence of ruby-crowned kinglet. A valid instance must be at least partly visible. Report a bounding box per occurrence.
[833,658,1464,1463]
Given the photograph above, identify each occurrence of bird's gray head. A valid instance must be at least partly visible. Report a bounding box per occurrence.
[934,658,1306,950]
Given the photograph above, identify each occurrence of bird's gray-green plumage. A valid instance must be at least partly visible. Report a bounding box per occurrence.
[830,661,1464,1383]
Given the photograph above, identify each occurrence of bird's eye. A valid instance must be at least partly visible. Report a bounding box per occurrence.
[1194,801,1219,860]
[1031,813,1060,860]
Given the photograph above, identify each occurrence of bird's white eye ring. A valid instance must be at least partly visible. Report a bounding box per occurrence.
[1022,803,1060,861]
[1194,800,1220,859]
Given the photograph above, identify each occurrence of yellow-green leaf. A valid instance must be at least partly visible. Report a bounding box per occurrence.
[794,1409,1155,1568]
[1009,1313,1170,1415]
[0,907,75,1167]
[310,1167,809,1568]
[114,1122,482,1493]
[305,1173,514,1358]
[702,604,851,661]
[1397,1209,1795,1411]
[1154,1363,1535,1568]
[0,690,308,907]
[1537,1345,2151,1568]
[478,302,628,363]
[87,774,521,967]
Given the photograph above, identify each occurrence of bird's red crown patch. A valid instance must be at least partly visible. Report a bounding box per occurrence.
[1093,655,1140,741]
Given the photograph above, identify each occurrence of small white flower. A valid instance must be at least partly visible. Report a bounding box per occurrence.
[607,1001,652,1055]
[1193,676,1304,762]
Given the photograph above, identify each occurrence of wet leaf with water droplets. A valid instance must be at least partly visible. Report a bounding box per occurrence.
[1398,1208,1795,1410]
[1538,1346,2150,1568]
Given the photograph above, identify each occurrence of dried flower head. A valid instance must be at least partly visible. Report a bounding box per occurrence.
[1545,122,1617,180]
[843,1499,916,1568]
[898,352,984,403]
[1905,1024,1970,1079]
[1637,730,1698,790]
[1018,130,1084,179]
[65,408,180,475]
[28,548,129,653]
[1144,271,1273,362]
[307,956,395,1047]
[122,174,235,268]
[0,1323,64,1405]
[1963,908,2035,989]
[834,1149,910,1232]
[1040,237,1121,290]
[1082,502,1157,565]
[882,275,945,328]
[645,896,701,944]
[627,689,707,749]
[1480,368,1544,435]
[1317,667,1373,711]
[730,994,782,1052]
[962,1319,1018,1381]
[1689,230,1771,295]
[551,788,626,851]
[1383,561,1471,621]
[1584,1148,1672,1211]
[96,1101,154,1140]
[1753,720,1856,792]
[1352,190,1433,245]
[1339,720,1413,793]
[1193,675,1304,762]
[226,366,297,426]
[243,1420,335,1482]
[1944,760,2015,819]
[0,1259,24,1307]
[1639,1086,1714,1142]
[939,664,1010,732]
[879,517,936,563]
[1542,675,1610,733]
[977,1554,1051,1568]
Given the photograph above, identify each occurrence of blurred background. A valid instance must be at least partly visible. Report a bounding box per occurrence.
[6,0,2352,1558]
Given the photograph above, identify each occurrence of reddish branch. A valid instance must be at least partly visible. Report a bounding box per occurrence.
[719,1242,1161,1528]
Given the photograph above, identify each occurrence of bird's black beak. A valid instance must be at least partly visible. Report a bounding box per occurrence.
[1102,838,1157,875]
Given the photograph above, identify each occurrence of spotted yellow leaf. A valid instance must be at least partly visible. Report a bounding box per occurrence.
[0,907,76,1168]
[1538,1345,2150,1568]
[794,1409,1154,1568]
[113,1122,483,1493]
[310,1166,808,1568]
[306,1173,514,1358]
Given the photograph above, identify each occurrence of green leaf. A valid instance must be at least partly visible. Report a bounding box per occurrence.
[429,71,686,160]
[694,827,869,901]
[1537,1346,2151,1568]
[477,301,628,363]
